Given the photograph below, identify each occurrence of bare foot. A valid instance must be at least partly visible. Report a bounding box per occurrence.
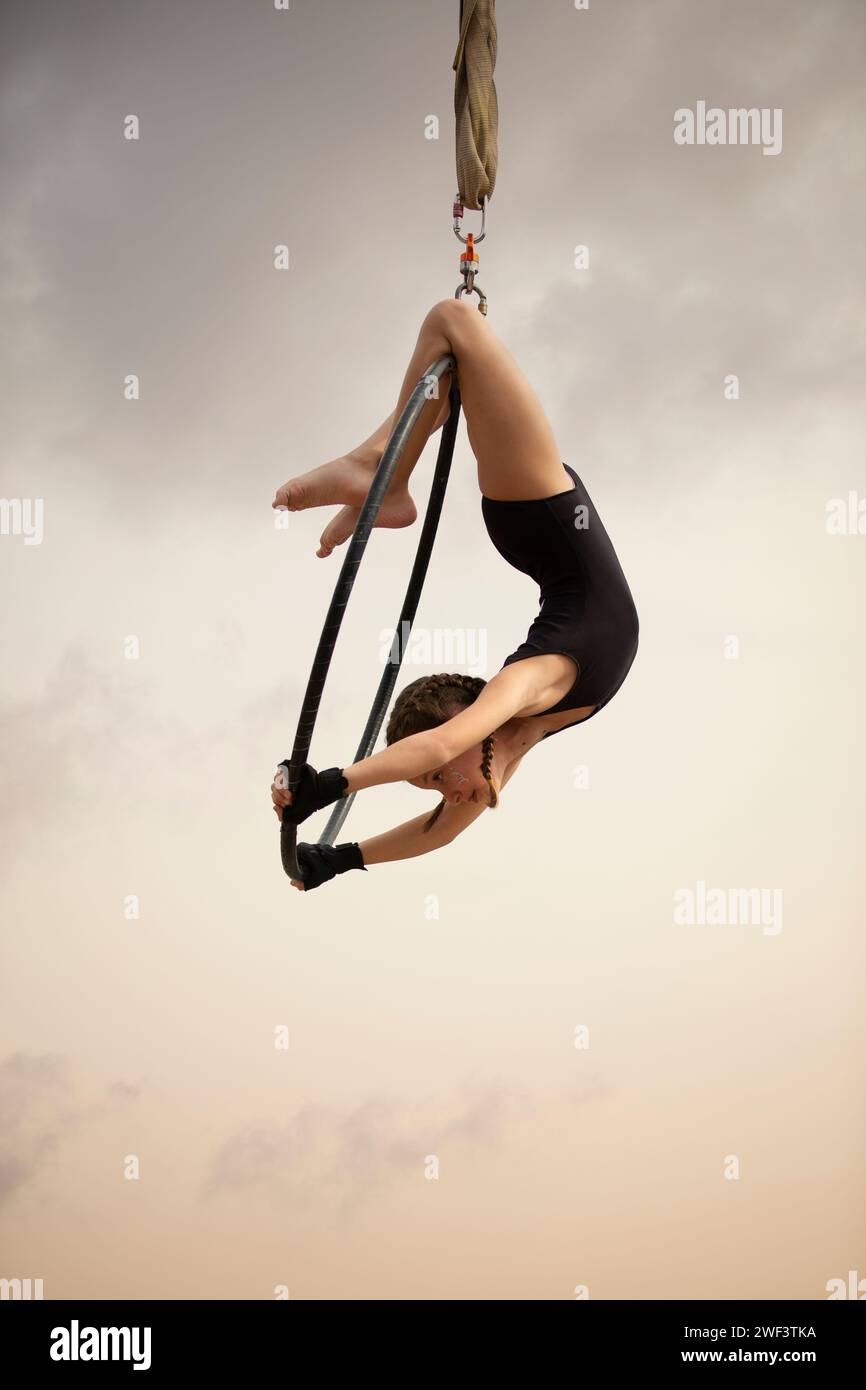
[315,491,417,559]
[273,449,417,558]
[273,450,377,515]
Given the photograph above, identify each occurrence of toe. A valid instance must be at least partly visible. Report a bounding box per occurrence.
[274,481,305,511]
[318,505,358,557]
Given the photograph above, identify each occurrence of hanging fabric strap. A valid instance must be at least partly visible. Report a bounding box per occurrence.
[453,0,498,212]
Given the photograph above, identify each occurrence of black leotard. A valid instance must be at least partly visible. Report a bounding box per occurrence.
[481,463,639,740]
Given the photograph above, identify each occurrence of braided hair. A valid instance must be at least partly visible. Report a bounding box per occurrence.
[385,672,499,832]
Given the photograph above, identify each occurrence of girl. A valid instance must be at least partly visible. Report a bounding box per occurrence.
[271,298,639,891]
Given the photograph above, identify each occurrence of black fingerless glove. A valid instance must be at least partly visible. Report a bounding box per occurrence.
[295,841,366,891]
[278,762,349,826]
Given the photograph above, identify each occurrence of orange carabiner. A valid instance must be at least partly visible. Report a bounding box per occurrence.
[459,231,480,274]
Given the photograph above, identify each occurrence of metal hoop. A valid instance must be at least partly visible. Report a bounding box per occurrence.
[280,357,461,882]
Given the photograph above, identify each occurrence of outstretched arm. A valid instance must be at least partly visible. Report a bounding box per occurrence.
[342,666,532,795]
[359,797,488,865]
[285,797,489,891]
[273,663,540,828]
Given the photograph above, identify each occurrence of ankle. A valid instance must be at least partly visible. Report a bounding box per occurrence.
[347,445,380,472]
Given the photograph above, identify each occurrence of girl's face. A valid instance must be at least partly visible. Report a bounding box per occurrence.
[407,743,494,806]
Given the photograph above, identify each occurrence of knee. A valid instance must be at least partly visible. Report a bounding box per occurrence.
[429,296,479,328]
[426,296,482,346]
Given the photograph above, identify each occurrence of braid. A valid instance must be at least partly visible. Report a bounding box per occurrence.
[386,672,500,831]
[480,732,499,809]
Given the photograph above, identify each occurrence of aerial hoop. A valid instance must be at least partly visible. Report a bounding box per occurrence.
[280,356,461,882]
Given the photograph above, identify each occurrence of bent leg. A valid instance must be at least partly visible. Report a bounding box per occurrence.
[272,304,456,556]
[374,297,567,499]
[274,297,567,557]
[428,299,568,501]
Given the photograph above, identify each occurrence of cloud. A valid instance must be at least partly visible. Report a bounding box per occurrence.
[205,1072,612,1219]
[0,1051,141,1207]
[0,1051,71,1204]
[105,1079,142,1104]
[0,1050,71,1128]
[0,647,155,829]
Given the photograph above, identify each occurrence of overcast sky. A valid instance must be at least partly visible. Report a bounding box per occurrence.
[1,0,864,1299]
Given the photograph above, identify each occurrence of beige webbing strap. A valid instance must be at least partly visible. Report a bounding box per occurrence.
[453,0,498,212]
